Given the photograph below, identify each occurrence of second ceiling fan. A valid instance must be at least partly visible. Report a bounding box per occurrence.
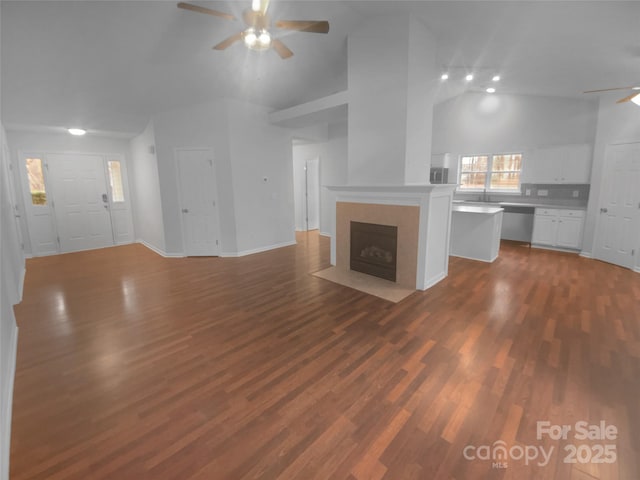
[178,0,330,59]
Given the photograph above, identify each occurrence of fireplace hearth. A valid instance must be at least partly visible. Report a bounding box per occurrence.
[350,221,398,282]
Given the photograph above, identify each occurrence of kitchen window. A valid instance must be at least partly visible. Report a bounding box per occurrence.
[459,153,523,191]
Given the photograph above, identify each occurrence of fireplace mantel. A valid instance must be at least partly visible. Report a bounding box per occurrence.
[326,184,457,291]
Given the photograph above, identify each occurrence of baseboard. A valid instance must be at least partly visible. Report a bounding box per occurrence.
[220,240,296,258]
[420,271,447,291]
[449,253,497,263]
[319,231,331,238]
[531,244,581,254]
[579,251,593,259]
[137,239,185,258]
[1,327,18,480]
[634,265,640,274]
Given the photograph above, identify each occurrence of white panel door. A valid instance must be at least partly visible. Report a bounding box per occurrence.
[176,149,220,256]
[595,143,640,269]
[47,154,114,253]
[305,157,320,231]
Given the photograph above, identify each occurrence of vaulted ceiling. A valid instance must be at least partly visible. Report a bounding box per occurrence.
[2,1,639,136]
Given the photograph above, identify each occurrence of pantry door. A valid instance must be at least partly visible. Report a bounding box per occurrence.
[176,148,220,256]
[47,153,115,253]
[594,143,640,269]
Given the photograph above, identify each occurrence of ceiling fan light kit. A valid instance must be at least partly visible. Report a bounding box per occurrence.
[178,1,329,59]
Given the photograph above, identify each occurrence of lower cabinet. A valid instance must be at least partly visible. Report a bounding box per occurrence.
[532,208,585,250]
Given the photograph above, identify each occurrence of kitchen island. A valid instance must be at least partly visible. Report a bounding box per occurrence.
[450,204,504,262]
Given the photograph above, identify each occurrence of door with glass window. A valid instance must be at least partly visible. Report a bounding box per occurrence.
[20,155,58,255]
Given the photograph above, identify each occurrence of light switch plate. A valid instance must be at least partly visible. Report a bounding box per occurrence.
[573,190,579,198]
[525,189,531,196]
[538,189,548,196]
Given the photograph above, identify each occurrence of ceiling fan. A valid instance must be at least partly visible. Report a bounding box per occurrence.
[583,86,640,105]
[177,0,330,59]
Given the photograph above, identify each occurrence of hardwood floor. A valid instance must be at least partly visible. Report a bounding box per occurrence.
[10,233,640,480]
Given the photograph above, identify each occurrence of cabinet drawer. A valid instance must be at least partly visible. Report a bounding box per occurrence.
[535,208,558,216]
[557,209,585,218]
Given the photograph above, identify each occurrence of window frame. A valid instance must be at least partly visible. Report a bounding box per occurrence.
[457,152,524,193]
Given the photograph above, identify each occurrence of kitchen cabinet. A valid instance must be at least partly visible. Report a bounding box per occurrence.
[532,208,585,250]
[525,144,592,184]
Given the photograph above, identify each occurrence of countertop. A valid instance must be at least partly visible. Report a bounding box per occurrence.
[452,205,504,215]
[453,200,587,211]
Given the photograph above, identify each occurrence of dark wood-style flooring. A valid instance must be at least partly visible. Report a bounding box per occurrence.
[10,232,640,479]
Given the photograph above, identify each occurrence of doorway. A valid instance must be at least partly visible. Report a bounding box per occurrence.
[176,148,220,256]
[594,142,640,269]
[293,156,320,232]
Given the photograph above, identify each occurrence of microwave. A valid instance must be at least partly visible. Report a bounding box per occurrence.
[430,167,449,184]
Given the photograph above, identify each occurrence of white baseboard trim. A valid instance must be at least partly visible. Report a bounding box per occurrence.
[137,239,185,258]
[1,326,18,480]
[634,266,640,274]
[579,251,593,259]
[449,253,497,263]
[531,244,581,254]
[420,271,447,291]
[319,231,331,238]
[221,240,297,258]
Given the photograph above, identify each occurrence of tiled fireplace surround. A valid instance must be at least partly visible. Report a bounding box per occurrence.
[327,185,457,291]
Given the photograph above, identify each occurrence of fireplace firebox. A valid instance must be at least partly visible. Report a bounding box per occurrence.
[350,221,398,282]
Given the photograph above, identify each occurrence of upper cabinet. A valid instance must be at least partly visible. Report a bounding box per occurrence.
[523,144,592,184]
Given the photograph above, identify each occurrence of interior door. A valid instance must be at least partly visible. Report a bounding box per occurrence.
[305,157,320,231]
[594,143,640,268]
[176,148,220,256]
[47,153,114,253]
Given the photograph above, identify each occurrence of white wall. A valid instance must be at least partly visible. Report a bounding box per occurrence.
[1,125,24,480]
[129,120,166,253]
[226,99,295,254]
[291,121,348,236]
[152,99,237,255]
[152,98,296,256]
[582,94,640,264]
[432,92,599,182]
[5,130,132,255]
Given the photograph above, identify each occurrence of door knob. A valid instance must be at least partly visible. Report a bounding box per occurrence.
[102,193,108,203]
[182,208,189,213]
[600,208,608,213]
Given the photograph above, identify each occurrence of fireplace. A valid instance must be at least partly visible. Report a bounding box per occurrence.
[350,221,398,282]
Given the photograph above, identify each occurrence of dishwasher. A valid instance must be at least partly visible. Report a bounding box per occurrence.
[500,205,535,243]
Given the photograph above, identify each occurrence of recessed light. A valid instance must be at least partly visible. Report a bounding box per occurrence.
[486,87,496,93]
[492,75,501,82]
[68,128,86,136]
[441,73,449,81]
[465,74,474,82]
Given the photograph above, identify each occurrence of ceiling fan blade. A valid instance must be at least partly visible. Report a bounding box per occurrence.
[275,20,330,34]
[583,86,636,94]
[213,32,244,50]
[177,2,235,21]
[616,92,640,104]
[272,39,294,59]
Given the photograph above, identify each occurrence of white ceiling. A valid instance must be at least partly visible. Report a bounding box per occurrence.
[2,1,639,137]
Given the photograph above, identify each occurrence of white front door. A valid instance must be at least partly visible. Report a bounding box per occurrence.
[594,143,640,269]
[20,154,58,255]
[176,149,220,256]
[47,153,114,253]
